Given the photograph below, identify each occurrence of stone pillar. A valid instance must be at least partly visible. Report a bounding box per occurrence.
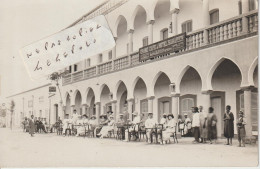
[201,90,212,113]
[82,104,87,116]
[244,87,252,137]
[111,100,117,119]
[242,0,249,34]
[127,29,134,55]
[95,102,101,123]
[112,37,117,59]
[170,8,179,36]
[127,98,134,121]
[147,96,155,113]
[147,20,155,44]
[243,86,256,143]
[203,0,210,45]
[70,105,75,118]
[170,93,180,121]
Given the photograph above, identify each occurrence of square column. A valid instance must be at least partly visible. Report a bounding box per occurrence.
[127,98,134,121]
[202,0,210,45]
[127,29,134,55]
[170,9,179,36]
[201,90,212,114]
[243,87,257,144]
[147,96,155,113]
[82,104,87,116]
[95,102,101,123]
[170,93,180,121]
[111,100,117,120]
[70,105,75,118]
[241,0,250,34]
[147,20,155,44]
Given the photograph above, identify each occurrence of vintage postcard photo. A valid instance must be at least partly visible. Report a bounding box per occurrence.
[0,0,258,167]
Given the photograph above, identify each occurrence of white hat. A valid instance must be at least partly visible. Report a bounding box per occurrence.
[132,111,138,115]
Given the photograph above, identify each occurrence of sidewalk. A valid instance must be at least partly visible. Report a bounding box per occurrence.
[0,128,258,167]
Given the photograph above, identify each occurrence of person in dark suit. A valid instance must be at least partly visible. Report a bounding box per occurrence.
[224,105,234,145]
[28,115,35,137]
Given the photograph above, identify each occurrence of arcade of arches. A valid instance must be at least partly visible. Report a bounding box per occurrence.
[64,59,258,137]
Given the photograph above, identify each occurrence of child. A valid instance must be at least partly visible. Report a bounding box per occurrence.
[237,110,246,147]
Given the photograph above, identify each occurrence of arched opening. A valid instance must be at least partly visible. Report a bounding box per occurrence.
[86,88,95,117]
[154,0,171,42]
[75,91,82,115]
[133,77,148,120]
[212,59,242,137]
[133,5,147,51]
[179,67,202,120]
[65,94,71,117]
[154,72,171,121]
[116,81,128,120]
[116,16,128,57]
[100,85,111,115]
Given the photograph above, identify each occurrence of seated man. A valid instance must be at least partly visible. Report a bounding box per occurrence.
[76,115,89,137]
[124,111,141,141]
[62,114,72,136]
[145,112,157,144]
[98,115,115,138]
[116,113,126,139]
[184,113,192,137]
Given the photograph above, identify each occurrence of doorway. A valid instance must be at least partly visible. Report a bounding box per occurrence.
[158,97,171,121]
[210,91,225,138]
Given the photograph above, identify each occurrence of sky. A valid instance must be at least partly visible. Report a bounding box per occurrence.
[0,0,106,103]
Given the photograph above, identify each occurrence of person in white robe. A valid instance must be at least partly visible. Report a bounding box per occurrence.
[145,113,157,143]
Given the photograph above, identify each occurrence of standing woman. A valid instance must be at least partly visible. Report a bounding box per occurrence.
[28,115,35,137]
[224,105,234,145]
[207,107,217,144]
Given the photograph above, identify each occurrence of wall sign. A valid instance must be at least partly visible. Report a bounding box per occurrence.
[139,33,186,62]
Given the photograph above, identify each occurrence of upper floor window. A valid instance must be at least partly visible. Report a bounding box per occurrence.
[161,28,168,40]
[249,0,256,11]
[74,64,77,72]
[181,20,192,33]
[86,58,91,67]
[98,54,103,63]
[108,50,112,60]
[143,36,148,46]
[69,66,72,73]
[238,0,242,14]
[210,9,219,25]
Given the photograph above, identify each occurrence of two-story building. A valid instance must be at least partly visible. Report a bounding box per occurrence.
[7,0,258,139]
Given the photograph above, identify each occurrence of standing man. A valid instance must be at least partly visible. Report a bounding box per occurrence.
[224,105,234,145]
[192,107,200,143]
[28,115,35,137]
[237,110,246,147]
[199,106,208,143]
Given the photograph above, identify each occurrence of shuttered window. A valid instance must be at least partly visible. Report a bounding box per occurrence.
[182,20,192,33]
[161,28,168,40]
[98,54,103,63]
[249,0,256,11]
[140,99,148,121]
[69,66,72,73]
[181,98,194,119]
[87,58,91,67]
[108,50,112,60]
[143,36,148,47]
[210,9,219,25]
[74,64,77,72]
[238,0,242,14]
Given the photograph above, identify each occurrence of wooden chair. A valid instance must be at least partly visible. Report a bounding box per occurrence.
[138,125,147,141]
[170,123,178,143]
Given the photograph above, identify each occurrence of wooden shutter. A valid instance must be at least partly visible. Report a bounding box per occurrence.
[108,51,112,60]
[187,21,192,32]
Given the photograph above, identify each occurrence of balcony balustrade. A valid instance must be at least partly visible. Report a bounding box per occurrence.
[62,10,258,86]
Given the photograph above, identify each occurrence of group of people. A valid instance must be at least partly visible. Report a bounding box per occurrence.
[22,104,247,147]
[188,105,246,147]
[22,115,48,136]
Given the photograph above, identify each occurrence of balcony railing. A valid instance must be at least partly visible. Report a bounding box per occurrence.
[63,10,258,86]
